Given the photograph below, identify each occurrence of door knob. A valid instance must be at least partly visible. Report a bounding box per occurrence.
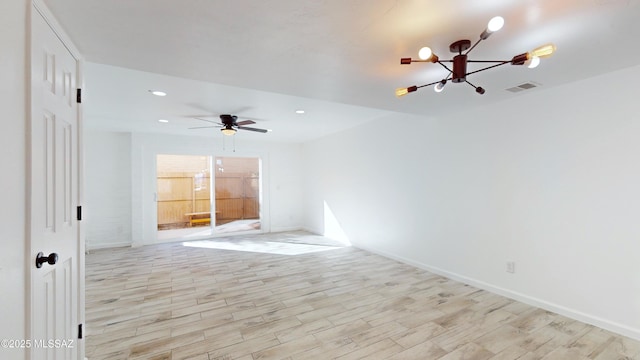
[35,252,58,268]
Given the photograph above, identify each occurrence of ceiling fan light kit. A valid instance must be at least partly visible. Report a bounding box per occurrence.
[396,16,556,97]
[221,126,237,136]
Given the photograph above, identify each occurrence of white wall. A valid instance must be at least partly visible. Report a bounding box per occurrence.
[85,130,132,249]
[85,131,305,247]
[303,64,640,340]
[0,0,27,359]
[127,133,304,246]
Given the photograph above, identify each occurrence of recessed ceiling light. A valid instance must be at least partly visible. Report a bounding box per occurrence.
[149,90,167,96]
[158,119,169,123]
[295,110,305,114]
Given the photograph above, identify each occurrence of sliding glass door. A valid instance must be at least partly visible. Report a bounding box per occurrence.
[214,156,261,234]
[156,155,212,238]
[155,154,262,240]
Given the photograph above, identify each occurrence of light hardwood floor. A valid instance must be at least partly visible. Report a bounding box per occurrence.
[86,231,640,360]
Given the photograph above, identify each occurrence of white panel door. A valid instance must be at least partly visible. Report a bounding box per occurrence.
[30,6,80,360]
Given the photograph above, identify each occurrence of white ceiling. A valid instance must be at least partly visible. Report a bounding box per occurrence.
[44,0,640,142]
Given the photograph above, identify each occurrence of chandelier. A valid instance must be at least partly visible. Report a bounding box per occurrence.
[396,16,556,97]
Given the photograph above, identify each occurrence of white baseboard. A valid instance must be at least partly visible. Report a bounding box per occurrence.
[353,242,640,341]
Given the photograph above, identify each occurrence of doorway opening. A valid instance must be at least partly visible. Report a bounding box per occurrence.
[156,154,262,241]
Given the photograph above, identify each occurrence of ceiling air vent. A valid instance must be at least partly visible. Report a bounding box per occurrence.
[506,82,539,93]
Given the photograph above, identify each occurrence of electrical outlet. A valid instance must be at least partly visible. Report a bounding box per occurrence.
[506,261,515,274]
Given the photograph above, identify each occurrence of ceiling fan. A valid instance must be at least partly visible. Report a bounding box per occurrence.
[189,114,269,136]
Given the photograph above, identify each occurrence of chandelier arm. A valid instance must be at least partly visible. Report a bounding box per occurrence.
[436,61,454,74]
[464,38,483,56]
[415,80,445,89]
[426,60,508,63]
[466,60,513,63]
[465,80,487,95]
[464,61,510,77]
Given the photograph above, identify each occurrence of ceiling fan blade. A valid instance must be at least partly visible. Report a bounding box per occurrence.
[230,106,253,115]
[238,126,268,133]
[236,120,256,126]
[188,125,220,129]
[194,117,221,124]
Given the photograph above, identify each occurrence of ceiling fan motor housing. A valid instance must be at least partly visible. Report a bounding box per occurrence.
[220,114,237,125]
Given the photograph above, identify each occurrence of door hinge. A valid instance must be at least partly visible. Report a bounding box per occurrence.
[76,88,82,103]
[78,323,83,339]
[77,206,82,221]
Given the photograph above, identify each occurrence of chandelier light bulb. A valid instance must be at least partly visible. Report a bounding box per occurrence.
[487,16,504,32]
[395,86,417,97]
[418,47,433,61]
[527,56,540,68]
[395,87,409,97]
[434,80,446,93]
[530,43,556,58]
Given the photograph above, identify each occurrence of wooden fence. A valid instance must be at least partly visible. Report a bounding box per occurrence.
[157,172,259,229]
